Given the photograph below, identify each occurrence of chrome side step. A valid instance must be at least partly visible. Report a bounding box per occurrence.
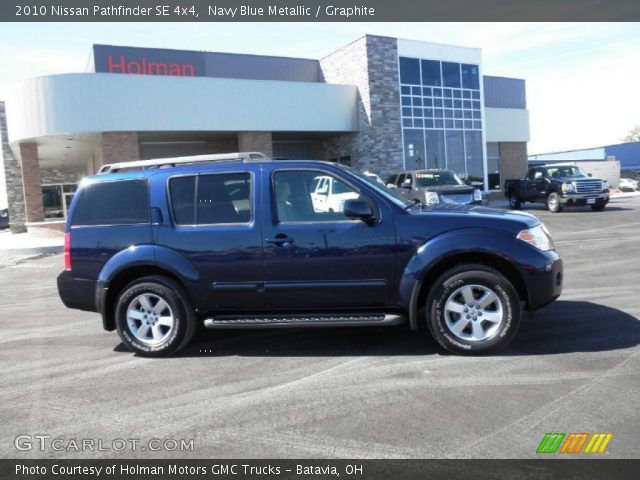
[203,313,406,329]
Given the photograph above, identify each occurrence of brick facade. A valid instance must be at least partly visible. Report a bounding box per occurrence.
[19,142,45,223]
[0,102,27,232]
[238,132,273,157]
[499,142,528,185]
[320,35,403,178]
[101,132,140,166]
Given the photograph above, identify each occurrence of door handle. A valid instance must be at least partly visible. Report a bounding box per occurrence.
[266,234,295,247]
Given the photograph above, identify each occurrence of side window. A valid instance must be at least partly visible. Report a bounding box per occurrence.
[169,172,251,225]
[72,180,149,226]
[527,169,538,180]
[274,170,361,223]
[534,169,545,180]
[397,173,406,186]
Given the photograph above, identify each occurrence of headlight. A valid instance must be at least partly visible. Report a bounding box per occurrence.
[425,191,440,205]
[473,189,482,201]
[561,182,575,193]
[602,180,609,190]
[517,224,555,251]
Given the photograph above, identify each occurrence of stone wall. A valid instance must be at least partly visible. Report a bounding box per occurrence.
[19,143,44,223]
[0,102,27,232]
[319,35,403,178]
[238,132,273,157]
[41,167,85,185]
[499,142,528,185]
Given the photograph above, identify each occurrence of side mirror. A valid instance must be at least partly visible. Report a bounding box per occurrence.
[588,173,593,177]
[386,183,396,189]
[343,199,374,223]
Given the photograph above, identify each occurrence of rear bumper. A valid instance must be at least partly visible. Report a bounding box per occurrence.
[57,271,98,313]
[524,251,563,310]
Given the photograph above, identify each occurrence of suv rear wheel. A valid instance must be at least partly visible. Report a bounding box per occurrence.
[426,265,521,354]
[115,275,196,357]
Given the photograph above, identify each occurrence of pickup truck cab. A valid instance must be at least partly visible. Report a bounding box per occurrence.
[58,153,563,357]
[504,164,609,213]
[387,169,483,206]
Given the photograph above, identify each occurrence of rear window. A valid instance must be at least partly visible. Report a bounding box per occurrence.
[169,172,252,225]
[71,180,150,226]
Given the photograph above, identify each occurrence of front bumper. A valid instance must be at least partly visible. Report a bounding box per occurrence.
[524,251,563,310]
[560,191,609,206]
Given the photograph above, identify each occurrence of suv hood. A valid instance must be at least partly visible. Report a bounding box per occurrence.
[410,204,541,235]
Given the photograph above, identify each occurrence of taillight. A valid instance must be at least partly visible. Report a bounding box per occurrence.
[64,232,71,271]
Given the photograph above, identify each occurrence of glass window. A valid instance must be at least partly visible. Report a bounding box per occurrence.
[402,96,411,106]
[455,120,464,129]
[411,86,422,95]
[444,99,453,108]
[425,129,446,169]
[445,131,465,177]
[422,87,432,96]
[421,59,441,86]
[463,90,471,99]
[454,110,463,119]
[169,173,251,225]
[463,120,472,129]
[464,110,472,119]
[72,180,149,226]
[472,101,481,110]
[424,119,434,129]
[473,120,482,129]
[433,87,442,97]
[399,57,421,85]
[442,62,461,88]
[445,120,454,128]
[402,107,412,117]
[465,131,484,188]
[453,90,462,99]
[412,97,423,106]
[424,108,434,118]
[274,171,361,222]
[413,107,422,117]
[463,100,472,109]
[414,118,424,127]
[444,109,454,119]
[472,90,480,100]
[435,119,444,128]
[423,97,433,107]
[443,88,453,98]
[434,98,443,108]
[401,85,410,95]
[403,129,426,170]
[434,109,444,118]
[461,64,480,89]
[42,185,63,218]
[169,176,196,225]
[454,99,462,108]
[487,143,501,191]
[403,118,412,127]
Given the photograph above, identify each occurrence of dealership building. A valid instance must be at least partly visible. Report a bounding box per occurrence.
[1,35,530,232]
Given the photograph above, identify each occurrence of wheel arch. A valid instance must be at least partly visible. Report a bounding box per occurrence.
[408,251,529,331]
[100,265,192,331]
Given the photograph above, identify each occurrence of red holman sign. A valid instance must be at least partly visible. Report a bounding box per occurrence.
[93,45,206,77]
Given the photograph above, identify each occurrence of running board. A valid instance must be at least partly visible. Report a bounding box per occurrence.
[203,313,406,329]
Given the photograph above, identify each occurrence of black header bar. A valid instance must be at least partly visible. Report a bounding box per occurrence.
[3,0,640,22]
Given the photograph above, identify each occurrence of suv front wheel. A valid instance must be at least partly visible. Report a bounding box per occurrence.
[426,265,521,354]
[115,275,196,357]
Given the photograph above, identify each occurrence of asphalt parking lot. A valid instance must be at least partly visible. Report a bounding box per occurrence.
[1,196,639,459]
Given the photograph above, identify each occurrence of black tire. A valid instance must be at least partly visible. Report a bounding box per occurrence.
[547,192,563,213]
[508,192,521,210]
[115,275,196,357]
[425,265,521,355]
[590,203,606,211]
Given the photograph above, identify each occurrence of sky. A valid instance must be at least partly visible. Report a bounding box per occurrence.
[0,22,639,157]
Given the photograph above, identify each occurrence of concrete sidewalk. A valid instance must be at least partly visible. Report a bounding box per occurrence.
[0,228,63,255]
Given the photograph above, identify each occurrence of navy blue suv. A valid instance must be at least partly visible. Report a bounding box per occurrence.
[57,153,563,356]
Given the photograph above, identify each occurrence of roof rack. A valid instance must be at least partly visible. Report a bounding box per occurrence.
[97,151,268,174]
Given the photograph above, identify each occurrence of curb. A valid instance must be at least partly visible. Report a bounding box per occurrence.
[3,246,63,255]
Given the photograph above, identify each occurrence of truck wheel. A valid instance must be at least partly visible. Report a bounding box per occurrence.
[426,265,521,355]
[508,193,521,210]
[115,275,196,357]
[590,203,606,211]
[547,192,563,213]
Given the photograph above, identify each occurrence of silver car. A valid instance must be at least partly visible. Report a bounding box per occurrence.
[387,169,483,206]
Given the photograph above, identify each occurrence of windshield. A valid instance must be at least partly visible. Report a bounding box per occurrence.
[345,167,414,208]
[414,170,464,187]
[546,166,588,178]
